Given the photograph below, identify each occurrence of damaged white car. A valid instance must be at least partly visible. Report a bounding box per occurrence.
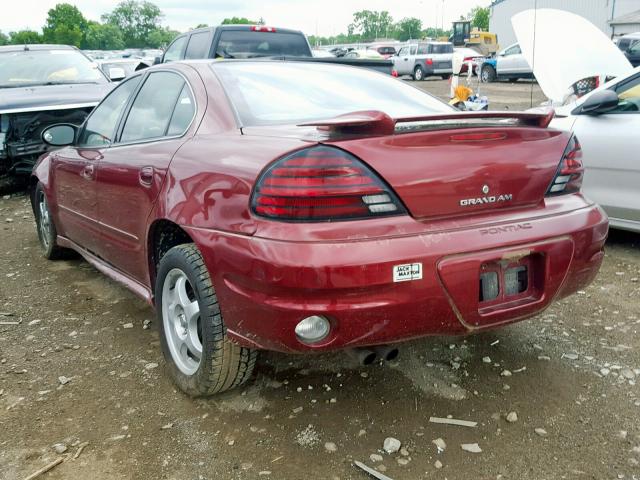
[514,9,639,233]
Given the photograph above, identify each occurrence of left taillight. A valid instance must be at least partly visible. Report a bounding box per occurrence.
[251,146,406,222]
[546,135,584,196]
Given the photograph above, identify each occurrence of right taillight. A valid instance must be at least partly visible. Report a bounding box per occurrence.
[546,135,584,196]
[251,146,406,222]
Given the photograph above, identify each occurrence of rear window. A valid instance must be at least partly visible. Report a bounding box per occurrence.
[377,47,396,55]
[429,44,454,54]
[214,62,451,126]
[215,30,311,58]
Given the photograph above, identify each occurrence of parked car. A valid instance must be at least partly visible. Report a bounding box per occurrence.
[367,44,398,59]
[312,49,335,58]
[31,60,606,396]
[0,44,112,191]
[158,24,393,75]
[454,46,486,75]
[393,41,454,80]
[480,43,533,82]
[513,9,639,233]
[621,36,640,67]
[616,32,640,54]
[344,49,384,59]
[97,58,151,82]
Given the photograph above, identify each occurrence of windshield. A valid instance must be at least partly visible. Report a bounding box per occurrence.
[215,30,311,58]
[0,49,108,88]
[214,62,452,126]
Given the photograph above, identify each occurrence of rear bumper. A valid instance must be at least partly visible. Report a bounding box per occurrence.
[185,203,607,353]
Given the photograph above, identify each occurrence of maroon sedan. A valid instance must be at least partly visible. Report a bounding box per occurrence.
[32,61,607,396]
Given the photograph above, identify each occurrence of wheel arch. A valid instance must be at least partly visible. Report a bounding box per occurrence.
[147,219,195,297]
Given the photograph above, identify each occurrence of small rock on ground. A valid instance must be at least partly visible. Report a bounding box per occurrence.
[324,442,337,453]
[383,437,401,454]
[461,443,482,453]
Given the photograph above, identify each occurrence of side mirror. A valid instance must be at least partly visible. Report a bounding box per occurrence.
[580,89,619,115]
[153,56,162,65]
[108,67,126,81]
[42,124,77,147]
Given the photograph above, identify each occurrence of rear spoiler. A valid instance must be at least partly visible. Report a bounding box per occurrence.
[299,109,556,136]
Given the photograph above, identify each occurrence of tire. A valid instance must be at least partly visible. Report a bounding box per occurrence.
[508,78,519,83]
[481,65,496,83]
[155,243,257,397]
[413,66,424,81]
[33,182,66,260]
[441,74,451,80]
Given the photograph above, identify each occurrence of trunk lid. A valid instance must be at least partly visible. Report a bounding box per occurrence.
[243,110,570,221]
[327,119,570,220]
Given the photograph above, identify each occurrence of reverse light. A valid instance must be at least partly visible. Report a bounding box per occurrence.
[546,135,583,195]
[295,315,330,344]
[251,146,406,221]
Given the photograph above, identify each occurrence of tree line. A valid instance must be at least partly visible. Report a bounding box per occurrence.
[0,2,489,50]
[307,7,489,46]
[0,1,178,49]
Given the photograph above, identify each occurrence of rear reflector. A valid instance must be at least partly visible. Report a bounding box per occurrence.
[251,146,406,221]
[546,135,583,196]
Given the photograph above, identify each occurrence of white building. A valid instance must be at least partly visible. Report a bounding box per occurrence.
[489,0,640,47]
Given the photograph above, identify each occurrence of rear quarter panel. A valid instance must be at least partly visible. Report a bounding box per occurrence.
[157,134,312,235]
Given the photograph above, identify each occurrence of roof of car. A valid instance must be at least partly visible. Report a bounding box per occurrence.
[178,24,305,37]
[0,44,77,52]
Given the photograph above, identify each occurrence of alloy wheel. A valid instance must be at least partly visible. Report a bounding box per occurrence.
[161,268,203,375]
[38,191,52,249]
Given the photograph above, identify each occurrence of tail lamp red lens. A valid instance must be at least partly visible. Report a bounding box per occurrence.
[426,58,433,65]
[251,146,406,221]
[546,135,583,195]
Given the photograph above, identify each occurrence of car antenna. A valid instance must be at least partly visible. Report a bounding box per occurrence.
[530,0,538,108]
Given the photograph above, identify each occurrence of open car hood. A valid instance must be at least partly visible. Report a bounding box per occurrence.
[512,9,633,103]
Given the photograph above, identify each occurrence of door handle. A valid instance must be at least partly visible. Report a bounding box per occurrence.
[139,166,154,187]
[81,164,94,180]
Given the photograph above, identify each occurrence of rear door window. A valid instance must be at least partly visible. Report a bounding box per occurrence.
[167,84,196,136]
[120,72,187,142]
[164,36,187,62]
[409,45,417,55]
[215,30,310,58]
[417,44,428,54]
[184,32,211,59]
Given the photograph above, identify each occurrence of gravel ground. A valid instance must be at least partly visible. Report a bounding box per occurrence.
[1,81,639,480]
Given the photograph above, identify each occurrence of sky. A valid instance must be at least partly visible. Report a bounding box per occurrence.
[0,0,491,37]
